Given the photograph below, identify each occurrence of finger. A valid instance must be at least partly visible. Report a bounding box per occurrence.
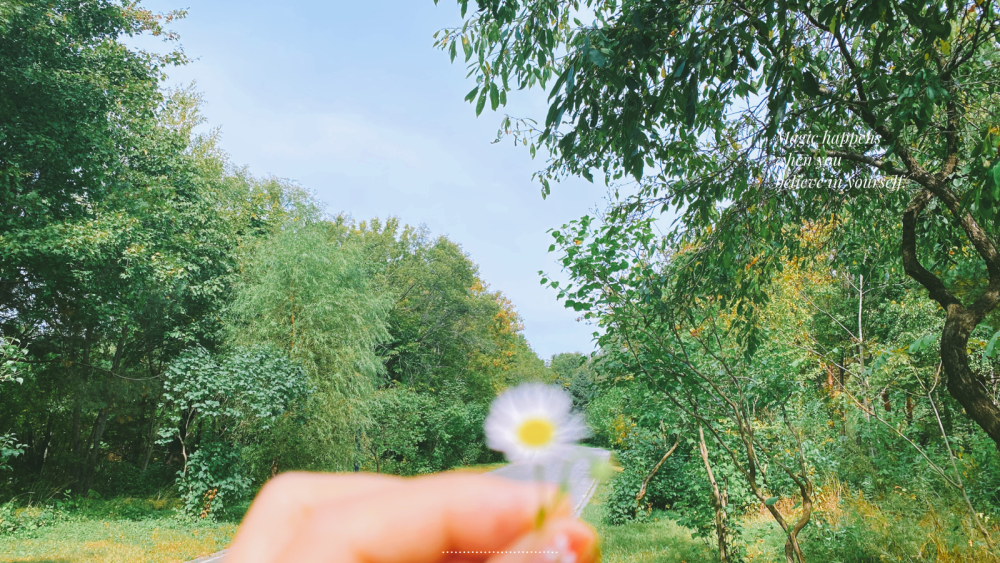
[275,473,569,563]
[227,472,404,563]
[487,517,599,563]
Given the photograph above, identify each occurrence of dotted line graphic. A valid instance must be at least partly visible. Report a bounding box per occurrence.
[441,551,559,554]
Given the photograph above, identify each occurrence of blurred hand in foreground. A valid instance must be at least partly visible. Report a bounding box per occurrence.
[225,471,598,563]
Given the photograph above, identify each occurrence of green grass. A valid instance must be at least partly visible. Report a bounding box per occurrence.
[445,462,509,474]
[0,464,511,563]
[580,481,717,563]
[0,497,241,563]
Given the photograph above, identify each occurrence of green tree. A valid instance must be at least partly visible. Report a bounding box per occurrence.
[348,217,551,472]
[550,352,596,410]
[0,0,184,220]
[0,84,273,494]
[226,219,392,472]
[157,345,309,517]
[351,217,547,403]
[549,218,823,561]
[438,0,1000,451]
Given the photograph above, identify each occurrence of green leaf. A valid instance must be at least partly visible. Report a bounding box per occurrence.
[925,19,951,39]
[908,333,937,354]
[817,2,837,25]
[546,97,564,127]
[673,58,687,78]
[490,83,500,111]
[587,48,607,67]
[462,36,473,61]
[801,70,820,97]
[765,496,779,506]
[985,330,1000,358]
[464,86,480,103]
[684,77,698,128]
[475,88,487,116]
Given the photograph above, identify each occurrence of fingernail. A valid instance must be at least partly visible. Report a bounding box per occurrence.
[539,532,575,563]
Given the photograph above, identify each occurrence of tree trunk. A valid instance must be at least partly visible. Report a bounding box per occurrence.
[942,306,1000,450]
[901,188,1000,451]
[698,425,730,563]
[28,414,53,476]
[70,395,84,492]
[785,476,813,563]
[81,408,109,495]
[635,433,679,515]
[140,412,159,473]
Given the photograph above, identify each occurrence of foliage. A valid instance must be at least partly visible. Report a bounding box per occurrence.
[0,433,25,475]
[550,352,597,411]
[0,0,184,221]
[0,338,26,475]
[350,217,542,402]
[0,337,25,386]
[90,462,175,500]
[439,0,1000,459]
[177,442,250,520]
[580,478,715,563]
[157,345,308,517]
[0,79,283,495]
[0,500,66,537]
[347,217,553,474]
[363,384,491,475]
[158,346,311,456]
[226,220,392,473]
[545,213,1000,559]
[436,2,1000,556]
[0,7,555,554]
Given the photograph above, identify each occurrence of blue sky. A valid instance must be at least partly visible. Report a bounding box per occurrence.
[131,0,610,359]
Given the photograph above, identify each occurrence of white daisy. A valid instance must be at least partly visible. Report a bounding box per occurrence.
[484,382,590,463]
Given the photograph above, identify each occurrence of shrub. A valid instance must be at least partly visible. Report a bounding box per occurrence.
[178,441,251,520]
[364,384,490,475]
[0,502,65,536]
[158,345,309,517]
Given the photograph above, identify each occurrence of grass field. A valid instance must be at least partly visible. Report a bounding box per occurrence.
[0,466,797,563]
[0,518,237,563]
[0,464,511,563]
[580,481,717,563]
[0,495,242,563]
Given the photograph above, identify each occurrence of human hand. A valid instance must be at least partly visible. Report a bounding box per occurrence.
[225,471,599,563]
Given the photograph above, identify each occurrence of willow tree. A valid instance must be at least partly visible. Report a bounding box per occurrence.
[226,215,392,472]
[436,0,1000,449]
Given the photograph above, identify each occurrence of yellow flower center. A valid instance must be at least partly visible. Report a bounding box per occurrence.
[517,418,555,447]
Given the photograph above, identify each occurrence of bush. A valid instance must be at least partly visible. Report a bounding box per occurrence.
[364,384,490,475]
[0,432,23,475]
[177,441,251,520]
[158,345,309,516]
[0,501,65,536]
[604,436,709,528]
